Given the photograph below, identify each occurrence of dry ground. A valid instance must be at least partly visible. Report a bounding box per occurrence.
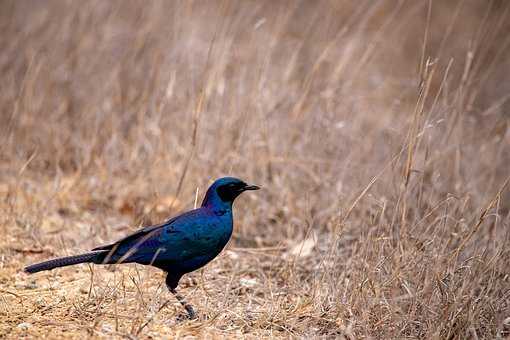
[1,1,510,339]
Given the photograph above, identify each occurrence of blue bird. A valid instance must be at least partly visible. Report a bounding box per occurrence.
[24,177,260,318]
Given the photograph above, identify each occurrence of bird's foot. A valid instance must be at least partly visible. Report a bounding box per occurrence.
[169,287,197,320]
[185,306,197,320]
[175,311,197,322]
[175,307,196,321]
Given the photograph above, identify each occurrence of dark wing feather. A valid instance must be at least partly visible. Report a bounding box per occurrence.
[92,220,173,251]
[91,210,196,251]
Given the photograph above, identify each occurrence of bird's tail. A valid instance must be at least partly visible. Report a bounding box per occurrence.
[24,251,107,274]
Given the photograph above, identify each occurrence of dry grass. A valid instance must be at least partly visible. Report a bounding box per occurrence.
[1,1,510,339]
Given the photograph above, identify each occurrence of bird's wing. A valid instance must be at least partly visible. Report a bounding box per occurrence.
[91,224,163,251]
[91,209,199,252]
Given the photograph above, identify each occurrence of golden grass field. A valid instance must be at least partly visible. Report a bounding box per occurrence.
[1,1,510,339]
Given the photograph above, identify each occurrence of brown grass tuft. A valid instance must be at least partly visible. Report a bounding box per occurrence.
[1,1,510,338]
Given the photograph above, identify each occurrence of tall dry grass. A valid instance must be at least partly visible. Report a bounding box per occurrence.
[1,1,509,338]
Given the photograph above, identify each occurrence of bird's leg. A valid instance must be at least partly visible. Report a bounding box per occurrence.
[169,287,196,319]
[136,284,195,334]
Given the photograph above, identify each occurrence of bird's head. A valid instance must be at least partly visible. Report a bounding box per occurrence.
[202,177,260,209]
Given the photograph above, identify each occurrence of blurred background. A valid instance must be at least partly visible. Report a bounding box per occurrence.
[1,1,509,338]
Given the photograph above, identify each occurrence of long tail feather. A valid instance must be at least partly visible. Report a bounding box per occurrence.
[24,251,107,274]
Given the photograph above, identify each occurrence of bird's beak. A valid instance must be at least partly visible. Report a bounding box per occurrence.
[243,184,260,191]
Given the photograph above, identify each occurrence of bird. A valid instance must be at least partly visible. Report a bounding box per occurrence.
[24,177,259,319]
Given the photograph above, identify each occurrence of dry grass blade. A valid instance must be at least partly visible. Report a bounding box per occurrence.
[1,1,509,339]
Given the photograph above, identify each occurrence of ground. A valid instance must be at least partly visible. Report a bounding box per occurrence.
[1,1,510,339]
